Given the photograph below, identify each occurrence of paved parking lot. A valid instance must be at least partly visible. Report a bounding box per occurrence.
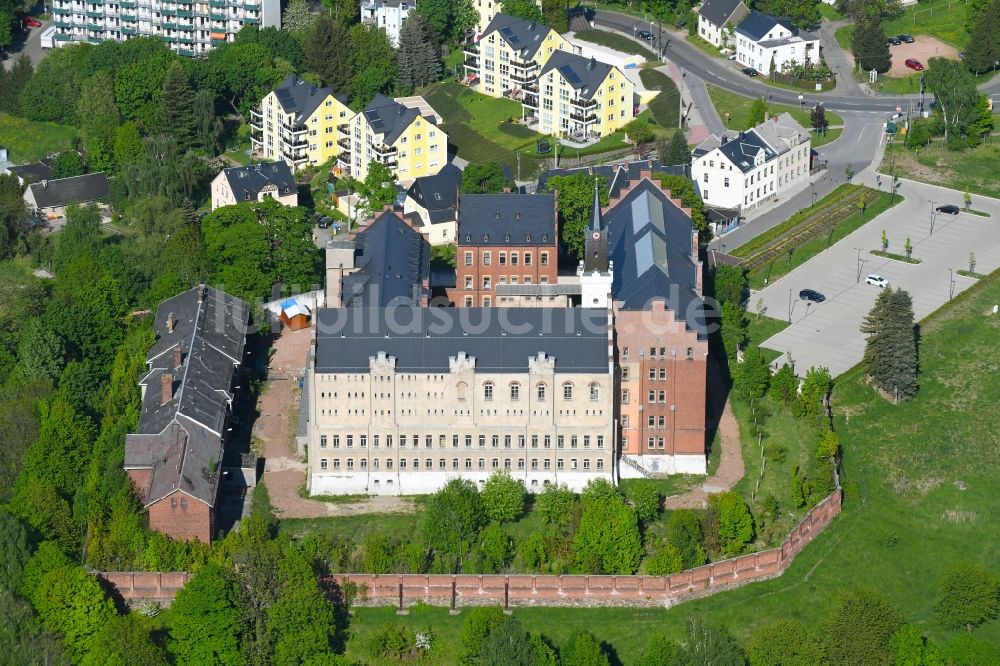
[754,177,1000,377]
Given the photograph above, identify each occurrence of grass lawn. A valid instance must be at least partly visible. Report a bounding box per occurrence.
[640,69,681,129]
[884,0,971,48]
[343,271,1000,660]
[0,113,76,163]
[881,139,1000,199]
[817,3,842,20]
[573,29,658,61]
[745,314,790,357]
[685,33,726,59]
[835,25,852,51]
[746,190,903,290]
[705,85,843,147]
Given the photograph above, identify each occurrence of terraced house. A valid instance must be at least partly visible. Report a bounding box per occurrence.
[529,51,635,140]
[464,13,571,99]
[251,74,352,171]
[50,0,278,54]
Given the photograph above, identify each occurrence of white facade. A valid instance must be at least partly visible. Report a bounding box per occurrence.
[697,13,726,48]
[735,25,819,75]
[360,0,414,47]
[401,196,457,246]
[693,139,776,211]
[695,0,747,48]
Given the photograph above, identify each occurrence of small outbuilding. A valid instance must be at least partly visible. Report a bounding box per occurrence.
[279,298,311,330]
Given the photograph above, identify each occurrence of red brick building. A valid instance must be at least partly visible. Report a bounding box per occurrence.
[450,193,559,307]
[124,286,250,543]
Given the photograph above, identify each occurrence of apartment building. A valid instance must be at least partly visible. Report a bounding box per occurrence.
[451,193,559,307]
[735,10,819,75]
[753,113,813,193]
[527,51,635,139]
[306,307,616,495]
[210,161,297,210]
[464,13,571,98]
[696,0,748,49]
[251,75,353,171]
[50,0,278,55]
[341,94,447,181]
[360,0,414,46]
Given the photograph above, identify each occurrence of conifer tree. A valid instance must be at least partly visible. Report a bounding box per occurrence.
[861,286,892,385]
[665,129,690,165]
[304,14,352,93]
[156,62,197,152]
[396,13,441,93]
[853,18,891,73]
[881,289,918,400]
[964,0,1000,75]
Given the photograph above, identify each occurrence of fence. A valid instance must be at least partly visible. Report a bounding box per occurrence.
[99,487,841,608]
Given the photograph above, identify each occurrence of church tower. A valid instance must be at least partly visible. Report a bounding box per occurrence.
[579,178,613,308]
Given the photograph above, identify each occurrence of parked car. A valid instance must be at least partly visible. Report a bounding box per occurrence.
[637,30,653,41]
[22,16,41,28]
[936,204,960,215]
[742,67,758,77]
[799,289,826,303]
[318,216,333,228]
[905,58,924,71]
[899,34,915,43]
[728,53,737,60]
[887,35,901,45]
[866,274,889,288]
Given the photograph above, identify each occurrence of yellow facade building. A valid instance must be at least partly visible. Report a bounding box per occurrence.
[464,13,571,99]
[528,51,635,139]
[250,74,352,171]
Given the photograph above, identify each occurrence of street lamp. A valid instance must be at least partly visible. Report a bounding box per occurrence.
[811,181,817,206]
[856,247,864,283]
[948,268,954,300]
[798,94,804,110]
[788,288,793,323]
[929,200,937,235]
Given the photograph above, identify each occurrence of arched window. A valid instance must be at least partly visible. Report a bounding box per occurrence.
[484,382,494,401]
[456,381,468,402]
[510,382,520,400]
[562,382,573,400]
[536,383,547,401]
[589,382,600,401]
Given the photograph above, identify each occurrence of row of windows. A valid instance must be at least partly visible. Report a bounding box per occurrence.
[319,433,606,449]
[464,274,547,290]
[463,250,547,266]
[319,457,606,471]
[622,346,693,360]
[320,382,601,403]
[619,389,670,404]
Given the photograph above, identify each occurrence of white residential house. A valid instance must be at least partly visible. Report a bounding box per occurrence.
[210,161,298,211]
[734,10,819,75]
[696,0,748,49]
[360,0,415,47]
[752,112,813,195]
[691,129,777,211]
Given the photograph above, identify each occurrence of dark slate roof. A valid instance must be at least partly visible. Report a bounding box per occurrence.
[363,94,434,145]
[124,286,250,507]
[222,161,296,202]
[457,193,556,247]
[9,159,51,183]
[604,179,707,336]
[735,10,795,42]
[481,13,550,59]
[717,131,776,172]
[315,307,610,373]
[539,51,614,101]
[536,160,688,199]
[698,0,748,27]
[406,163,461,223]
[26,172,109,209]
[272,74,345,123]
[342,210,430,307]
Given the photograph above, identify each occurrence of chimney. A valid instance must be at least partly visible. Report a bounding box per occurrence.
[161,373,173,405]
[166,312,175,333]
[173,346,182,369]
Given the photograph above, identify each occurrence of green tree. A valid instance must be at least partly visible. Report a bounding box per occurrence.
[756,0,819,28]
[572,495,642,574]
[515,532,548,571]
[501,0,544,22]
[646,541,684,575]
[156,62,197,151]
[482,471,525,522]
[19,541,72,602]
[935,563,999,630]
[626,479,662,524]
[304,15,352,92]
[396,12,441,93]
[50,151,86,180]
[461,161,514,193]
[636,633,678,666]
[721,300,747,363]
[266,552,339,663]
[10,479,77,553]
[282,0,316,35]
[624,118,655,147]
[193,88,223,155]
[676,617,745,665]
[169,563,244,666]
[749,619,823,666]
[0,54,32,115]
[890,624,944,666]
[810,103,827,132]
[879,288,918,401]
[33,566,116,660]
[942,633,1000,664]
[562,630,609,666]
[22,398,97,497]
[478,522,514,573]
[968,94,994,143]
[460,606,507,664]
[348,23,397,105]
[749,97,768,126]
[19,48,80,124]
[82,614,170,666]
[769,363,798,405]
[710,491,753,556]
[423,479,486,566]
[357,161,398,219]
[480,617,538,666]
[852,17,891,73]
[666,509,706,569]
[664,128,690,165]
[321,0,360,25]
[734,345,770,401]
[113,122,144,169]
[536,482,576,526]
[820,587,903,665]
[713,264,747,306]
[965,0,992,34]
[653,172,711,242]
[548,173,609,259]
[0,510,31,593]
[581,477,622,505]
[964,0,1000,75]
[542,0,569,32]
[797,366,831,426]
[837,0,903,20]
[924,57,979,142]
[15,319,65,382]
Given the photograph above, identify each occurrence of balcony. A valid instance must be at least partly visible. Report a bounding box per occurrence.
[161,7,176,14]
[121,12,136,19]
[510,71,535,84]
[209,0,224,5]
[570,97,598,110]
[55,32,74,40]
[161,20,176,28]
[281,136,308,148]
[337,136,351,149]
[337,152,352,164]
[511,59,538,71]
[54,19,72,27]
[210,11,225,19]
[464,54,479,69]
[243,1,258,8]
[176,9,192,16]
[53,6,71,14]
[177,22,194,30]
[279,122,307,135]
[86,21,104,29]
[372,144,396,156]
[177,34,194,42]
[122,25,136,32]
[251,130,263,142]
[569,110,596,123]
[463,41,478,56]
[522,94,538,109]
[177,48,194,56]
[86,9,103,17]
[242,15,258,22]
[336,122,349,133]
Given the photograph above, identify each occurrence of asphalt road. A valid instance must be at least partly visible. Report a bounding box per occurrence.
[752,175,1000,377]
[2,19,49,71]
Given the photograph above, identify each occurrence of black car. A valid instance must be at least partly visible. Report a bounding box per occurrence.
[318,216,333,228]
[936,204,960,215]
[899,34,915,43]
[742,67,758,77]
[637,30,654,41]
[799,289,826,303]
[887,36,901,45]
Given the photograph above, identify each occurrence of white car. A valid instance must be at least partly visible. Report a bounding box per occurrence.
[865,274,888,288]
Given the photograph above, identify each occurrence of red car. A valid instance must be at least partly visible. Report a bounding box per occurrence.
[905,58,924,71]
[22,16,42,28]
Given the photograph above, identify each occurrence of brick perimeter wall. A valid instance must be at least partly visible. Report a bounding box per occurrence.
[101,488,841,607]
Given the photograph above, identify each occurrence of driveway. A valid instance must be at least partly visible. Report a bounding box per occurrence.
[2,19,49,71]
[753,178,1000,377]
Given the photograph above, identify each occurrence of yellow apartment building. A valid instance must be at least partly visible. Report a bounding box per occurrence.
[250,74,352,171]
[464,14,570,98]
[471,0,541,34]
[526,51,635,139]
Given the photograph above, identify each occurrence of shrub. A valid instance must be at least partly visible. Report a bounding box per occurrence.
[935,563,999,629]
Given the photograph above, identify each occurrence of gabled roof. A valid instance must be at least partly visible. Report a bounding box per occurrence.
[221,161,296,203]
[314,307,611,374]
[698,0,749,29]
[457,193,556,246]
[752,112,809,154]
[716,130,776,172]
[480,13,551,60]
[342,210,429,307]
[8,158,52,184]
[603,178,707,336]
[26,172,109,209]
[124,286,250,507]
[406,163,461,221]
[271,74,346,123]
[735,10,796,42]
[539,51,615,101]
[363,94,434,145]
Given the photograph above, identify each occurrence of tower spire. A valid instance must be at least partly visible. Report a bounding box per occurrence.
[590,177,602,232]
[583,178,608,273]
